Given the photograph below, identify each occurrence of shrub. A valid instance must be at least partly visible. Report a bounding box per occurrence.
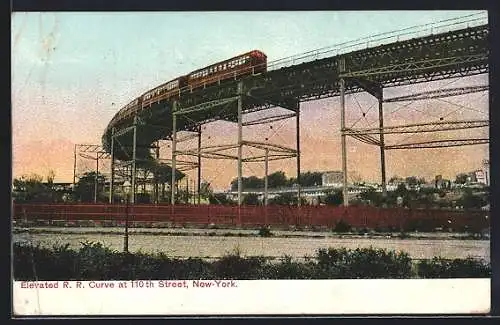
[213,251,267,279]
[262,255,315,279]
[258,226,273,237]
[315,247,413,278]
[333,219,351,233]
[417,257,491,278]
[12,242,490,280]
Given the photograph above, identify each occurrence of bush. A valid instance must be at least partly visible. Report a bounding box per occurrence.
[417,257,491,278]
[333,220,351,233]
[258,226,273,237]
[314,247,413,278]
[213,250,267,279]
[262,255,316,279]
[12,242,490,280]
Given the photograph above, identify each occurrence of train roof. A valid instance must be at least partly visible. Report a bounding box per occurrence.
[188,50,267,75]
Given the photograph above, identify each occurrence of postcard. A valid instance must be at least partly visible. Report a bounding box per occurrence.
[11,10,490,316]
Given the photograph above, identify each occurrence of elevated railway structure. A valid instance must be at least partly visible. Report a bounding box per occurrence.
[100,14,489,211]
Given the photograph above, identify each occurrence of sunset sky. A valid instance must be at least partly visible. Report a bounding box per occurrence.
[11,11,489,190]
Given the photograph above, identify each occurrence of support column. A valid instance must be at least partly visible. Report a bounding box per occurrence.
[339,58,349,207]
[171,101,177,205]
[73,144,77,188]
[197,126,202,205]
[296,101,301,207]
[155,140,160,204]
[109,128,115,203]
[378,94,387,196]
[131,116,137,204]
[237,82,243,207]
[94,154,99,203]
[264,148,269,206]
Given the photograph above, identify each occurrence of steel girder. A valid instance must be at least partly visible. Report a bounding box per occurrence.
[176,140,297,162]
[386,138,489,149]
[345,119,489,136]
[384,85,488,102]
[102,24,489,161]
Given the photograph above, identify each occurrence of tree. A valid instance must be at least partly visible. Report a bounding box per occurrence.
[459,189,488,210]
[358,189,385,207]
[405,176,418,187]
[199,181,213,199]
[268,171,288,188]
[73,171,106,203]
[13,174,53,203]
[47,170,56,185]
[323,190,343,206]
[242,193,260,205]
[389,175,402,184]
[293,171,323,187]
[455,173,468,184]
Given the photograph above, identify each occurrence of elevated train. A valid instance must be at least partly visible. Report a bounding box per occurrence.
[107,50,267,127]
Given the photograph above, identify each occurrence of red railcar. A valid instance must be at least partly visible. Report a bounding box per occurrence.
[186,50,267,90]
[109,50,267,126]
[141,76,188,107]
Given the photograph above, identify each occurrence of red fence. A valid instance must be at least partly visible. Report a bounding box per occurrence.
[12,203,490,232]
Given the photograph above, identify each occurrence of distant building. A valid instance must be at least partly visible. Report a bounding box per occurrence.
[475,169,487,185]
[321,171,343,187]
[43,182,73,192]
[481,159,490,186]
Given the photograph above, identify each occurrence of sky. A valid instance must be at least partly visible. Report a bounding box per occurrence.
[11,10,489,190]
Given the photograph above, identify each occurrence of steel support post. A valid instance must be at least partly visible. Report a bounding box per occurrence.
[378,94,387,196]
[94,153,99,203]
[131,116,137,204]
[296,101,301,207]
[339,58,349,206]
[264,148,269,206]
[237,82,243,226]
[197,126,202,205]
[73,144,77,189]
[109,128,115,203]
[171,101,177,205]
[155,140,160,204]
[237,82,243,207]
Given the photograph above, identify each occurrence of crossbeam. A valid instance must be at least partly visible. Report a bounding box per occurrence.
[344,120,489,136]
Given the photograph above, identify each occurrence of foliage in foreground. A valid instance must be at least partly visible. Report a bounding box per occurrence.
[12,241,491,280]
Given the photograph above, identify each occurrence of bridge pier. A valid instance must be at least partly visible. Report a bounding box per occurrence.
[351,78,387,197]
[94,153,99,203]
[131,116,137,204]
[264,148,269,206]
[339,57,349,207]
[296,100,301,207]
[109,128,115,203]
[237,82,243,207]
[171,101,178,205]
[154,140,160,204]
[237,81,243,225]
[378,93,387,196]
[197,126,202,205]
